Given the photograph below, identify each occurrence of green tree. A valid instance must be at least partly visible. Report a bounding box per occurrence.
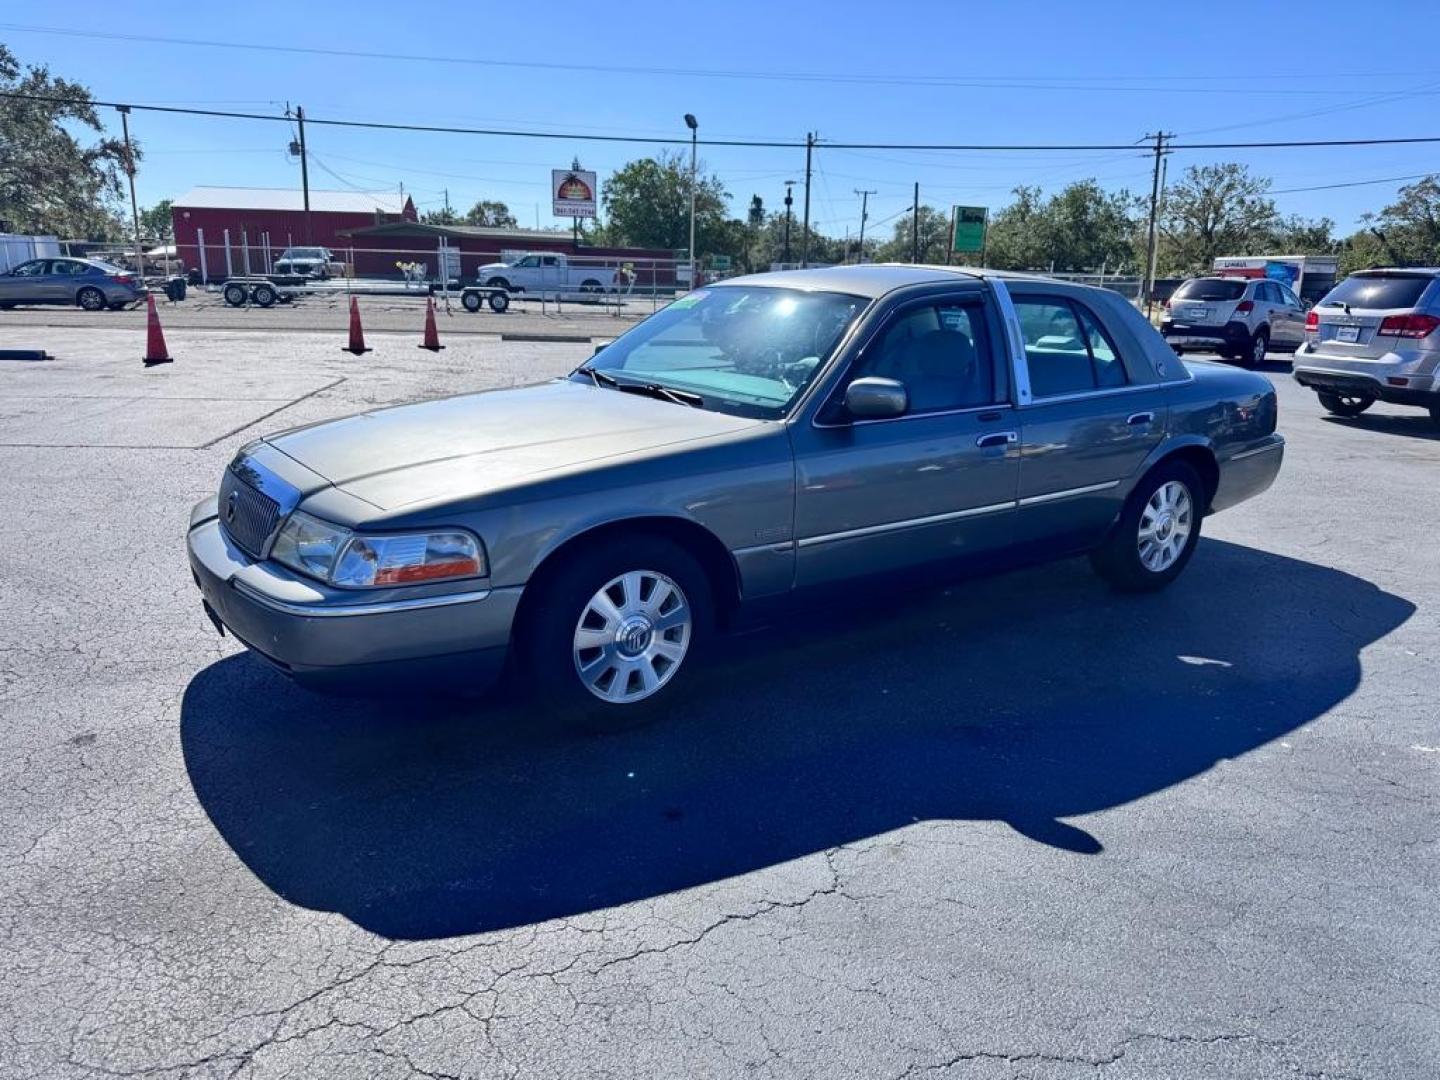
[1275,214,1338,256]
[876,205,953,264]
[1043,180,1142,272]
[1157,163,1281,276]
[422,206,458,225]
[984,186,1051,270]
[1343,176,1440,271]
[464,200,517,228]
[139,199,173,242]
[0,44,131,238]
[601,151,730,252]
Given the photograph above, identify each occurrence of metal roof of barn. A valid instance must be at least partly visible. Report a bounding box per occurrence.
[173,186,411,214]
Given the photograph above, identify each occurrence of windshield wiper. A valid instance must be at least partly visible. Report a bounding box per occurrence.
[577,363,621,388]
[576,365,704,408]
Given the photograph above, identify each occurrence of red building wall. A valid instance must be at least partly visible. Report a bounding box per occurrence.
[172,206,416,281]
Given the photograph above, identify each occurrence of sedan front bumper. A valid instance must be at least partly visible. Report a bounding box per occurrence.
[186,500,519,691]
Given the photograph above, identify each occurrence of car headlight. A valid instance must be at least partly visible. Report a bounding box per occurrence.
[271,512,486,588]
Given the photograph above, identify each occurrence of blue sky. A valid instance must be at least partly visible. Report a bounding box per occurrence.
[6,2,1439,242]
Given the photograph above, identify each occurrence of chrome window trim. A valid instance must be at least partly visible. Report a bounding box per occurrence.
[989,278,1032,406]
[796,500,1015,548]
[232,578,492,618]
[1022,382,1171,407]
[1227,440,1284,462]
[1017,480,1121,507]
[812,401,1014,430]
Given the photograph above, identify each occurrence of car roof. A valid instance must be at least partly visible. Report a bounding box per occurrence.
[1349,266,1440,276]
[712,263,1069,300]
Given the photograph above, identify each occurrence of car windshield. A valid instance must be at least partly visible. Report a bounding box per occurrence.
[1321,273,1433,310]
[1173,278,1247,302]
[283,248,327,260]
[575,286,867,419]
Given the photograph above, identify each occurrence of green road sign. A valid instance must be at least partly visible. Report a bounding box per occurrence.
[710,254,732,271]
[951,205,987,254]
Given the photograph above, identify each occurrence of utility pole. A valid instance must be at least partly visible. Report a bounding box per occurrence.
[800,132,814,268]
[911,182,920,263]
[854,188,875,264]
[443,188,451,217]
[294,105,312,245]
[116,106,144,284]
[1142,131,1171,318]
[783,180,795,266]
[684,115,699,286]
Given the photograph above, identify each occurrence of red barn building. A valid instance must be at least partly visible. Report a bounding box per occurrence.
[171,187,415,282]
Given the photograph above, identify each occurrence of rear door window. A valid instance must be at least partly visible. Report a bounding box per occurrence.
[1173,278,1246,302]
[1015,298,1128,398]
[1322,274,1433,310]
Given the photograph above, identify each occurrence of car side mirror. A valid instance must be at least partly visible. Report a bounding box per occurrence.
[844,377,908,419]
[592,340,611,356]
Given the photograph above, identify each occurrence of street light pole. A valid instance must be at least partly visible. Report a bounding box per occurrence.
[116,106,144,284]
[684,113,698,289]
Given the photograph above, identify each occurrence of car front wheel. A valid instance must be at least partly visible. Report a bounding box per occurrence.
[1317,390,1374,417]
[1090,461,1204,592]
[520,535,711,731]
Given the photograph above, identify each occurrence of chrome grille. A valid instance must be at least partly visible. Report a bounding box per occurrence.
[218,467,281,557]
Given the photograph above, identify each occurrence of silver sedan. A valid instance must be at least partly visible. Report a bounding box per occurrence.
[0,257,148,311]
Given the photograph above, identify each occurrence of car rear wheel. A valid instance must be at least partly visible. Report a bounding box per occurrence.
[520,535,711,732]
[1317,390,1375,417]
[77,287,106,312]
[486,277,511,293]
[1090,460,1204,593]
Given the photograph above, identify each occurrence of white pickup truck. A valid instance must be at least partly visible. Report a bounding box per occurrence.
[474,252,615,295]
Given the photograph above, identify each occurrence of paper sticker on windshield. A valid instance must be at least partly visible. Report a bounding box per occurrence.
[669,290,710,309]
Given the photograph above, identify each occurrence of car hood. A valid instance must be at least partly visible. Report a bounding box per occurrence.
[263,379,765,511]
[476,262,509,273]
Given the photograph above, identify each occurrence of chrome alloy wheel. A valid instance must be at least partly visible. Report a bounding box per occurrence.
[1137,480,1194,572]
[573,570,692,704]
[1251,333,1267,365]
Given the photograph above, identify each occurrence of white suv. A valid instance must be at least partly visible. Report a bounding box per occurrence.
[1161,276,1307,367]
[1292,268,1440,425]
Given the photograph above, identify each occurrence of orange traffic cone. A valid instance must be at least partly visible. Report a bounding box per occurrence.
[418,296,445,352]
[142,293,173,367]
[342,296,371,355]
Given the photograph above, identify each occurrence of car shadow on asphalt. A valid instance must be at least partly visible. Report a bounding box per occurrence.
[1321,413,1440,442]
[180,539,1413,940]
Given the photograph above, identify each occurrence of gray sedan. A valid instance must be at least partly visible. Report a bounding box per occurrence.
[0,257,148,311]
[187,266,1284,729]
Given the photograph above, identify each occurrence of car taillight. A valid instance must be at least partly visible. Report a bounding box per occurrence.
[1234,300,1254,314]
[1377,313,1440,339]
[1305,310,1319,331]
[112,274,133,285]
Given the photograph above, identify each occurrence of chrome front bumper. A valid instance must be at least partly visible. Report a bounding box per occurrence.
[186,498,519,688]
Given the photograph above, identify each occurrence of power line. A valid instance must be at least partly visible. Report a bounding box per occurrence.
[6,89,1440,153]
[1270,172,1435,194]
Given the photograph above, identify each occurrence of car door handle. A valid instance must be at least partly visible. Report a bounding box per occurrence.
[976,431,1018,448]
[1127,412,1154,426]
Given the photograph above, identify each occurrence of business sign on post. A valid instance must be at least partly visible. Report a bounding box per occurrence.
[951,205,988,254]
[552,168,598,218]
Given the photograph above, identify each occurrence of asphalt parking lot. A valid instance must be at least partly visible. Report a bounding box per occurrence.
[1,325,1436,1079]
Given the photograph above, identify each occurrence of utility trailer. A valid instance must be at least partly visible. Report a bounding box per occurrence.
[458,285,511,314]
[218,276,300,308]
